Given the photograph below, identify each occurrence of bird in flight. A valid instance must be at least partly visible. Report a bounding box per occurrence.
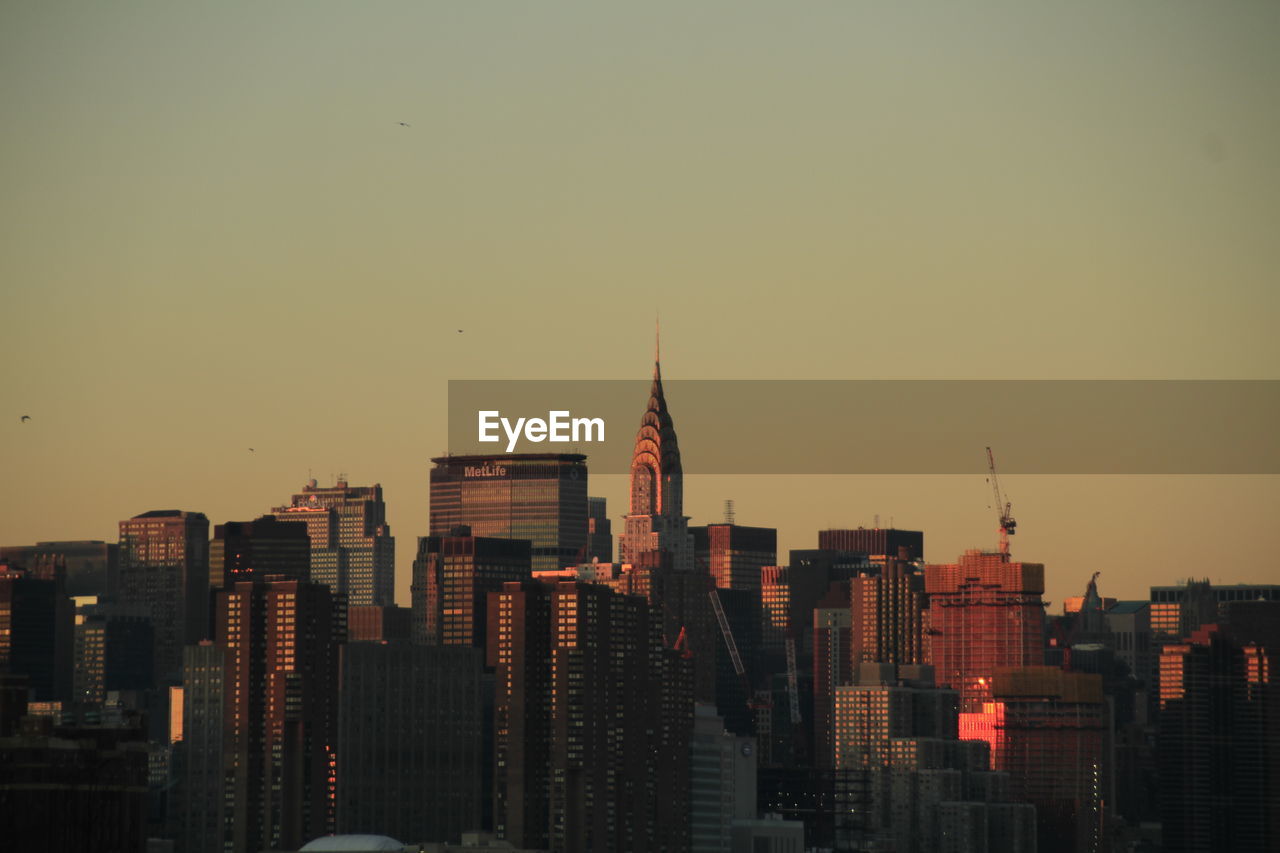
[20,415,31,422]
[458,329,464,333]
[398,122,411,128]
[248,448,255,452]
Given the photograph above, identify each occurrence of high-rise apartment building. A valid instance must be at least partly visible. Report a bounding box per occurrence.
[118,510,210,683]
[618,344,693,573]
[346,604,412,642]
[212,577,342,853]
[271,479,395,606]
[411,529,531,646]
[850,553,927,668]
[924,550,1046,711]
[490,579,693,852]
[692,523,777,593]
[430,454,587,574]
[812,582,851,770]
[337,643,483,843]
[690,704,757,853]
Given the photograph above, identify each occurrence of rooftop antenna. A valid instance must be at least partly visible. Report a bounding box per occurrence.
[724,499,736,525]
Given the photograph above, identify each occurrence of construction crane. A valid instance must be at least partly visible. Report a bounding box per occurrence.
[986,446,1017,556]
[708,585,771,713]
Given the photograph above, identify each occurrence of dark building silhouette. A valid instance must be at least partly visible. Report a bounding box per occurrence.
[72,597,153,705]
[0,564,73,702]
[337,643,483,843]
[271,478,396,606]
[490,579,693,852]
[209,515,311,588]
[924,550,1046,711]
[211,577,343,853]
[118,510,210,684]
[587,496,612,564]
[960,667,1106,853]
[692,523,777,593]
[1158,603,1280,853]
[818,528,923,562]
[411,529,531,646]
[0,540,118,598]
[813,581,851,770]
[346,604,412,642]
[178,641,226,853]
[0,710,150,853]
[430,454,587,574]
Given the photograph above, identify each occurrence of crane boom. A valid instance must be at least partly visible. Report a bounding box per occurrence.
[986,446,1017,555]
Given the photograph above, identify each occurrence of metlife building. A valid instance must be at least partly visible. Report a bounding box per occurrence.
[428,453,589,574]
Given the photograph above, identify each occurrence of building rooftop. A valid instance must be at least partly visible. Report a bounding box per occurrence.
[299,836,404,852]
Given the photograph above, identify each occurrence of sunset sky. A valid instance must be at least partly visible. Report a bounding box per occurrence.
[3,2,1278,607]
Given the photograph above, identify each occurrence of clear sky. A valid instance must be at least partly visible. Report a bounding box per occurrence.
[3,2,1278,608]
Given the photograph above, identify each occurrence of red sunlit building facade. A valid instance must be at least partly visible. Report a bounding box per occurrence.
[925,550,1046,711]
[960,667,1107,853]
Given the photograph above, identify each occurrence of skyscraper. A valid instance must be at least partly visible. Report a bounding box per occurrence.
[410,528,531,646]
[832,663,1035,853]
[818,528,924,562]
[429,454,587,574]
[209,515,311,588]
[960,667,1106,853]
[1157,604,1280,853]
[337,643,483,843]
[213,577,342,853]
[0,564,73,701]
[271,479,395,606]
[850,553,928,668]
[490,578,693,852]
[587,496,612,563]
[178,641,226,853]
[118,510,210,684]
[924,550,1046,711]
[692,523,777,593]
[0,540,119,598]
[618,339,693,572]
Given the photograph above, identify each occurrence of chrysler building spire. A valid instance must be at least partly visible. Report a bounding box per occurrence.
[618,331,693,571]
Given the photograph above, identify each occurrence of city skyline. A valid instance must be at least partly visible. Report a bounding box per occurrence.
[2,4,1278,623]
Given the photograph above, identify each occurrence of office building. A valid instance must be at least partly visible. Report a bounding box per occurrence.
[118,510,210,683]
[587,496,612,564]
[832,663,1034,853]
[693,523,777,593]
[1157,602,1280,853]
[430,454,587,574]
[71,596,153,705]
[818,528,924,562]
[337,643,483,843]
[850,553,927,668]
[924,550,1046,710]
[1150,580,1280,639]
[690,704,757,853]
[0,540,118,598]
[411,529,531,646]
[347,604,412,642]
[960,667,1106,853]
[272,479,395,606]
[209,515,311,588]
[812,582,851,769]
[178,641,227,853]
[0,564,74,701]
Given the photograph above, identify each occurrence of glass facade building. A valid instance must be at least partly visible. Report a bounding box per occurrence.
[429,453,588,574]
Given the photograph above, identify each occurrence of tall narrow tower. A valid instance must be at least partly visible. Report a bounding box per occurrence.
[618,327,694,571]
